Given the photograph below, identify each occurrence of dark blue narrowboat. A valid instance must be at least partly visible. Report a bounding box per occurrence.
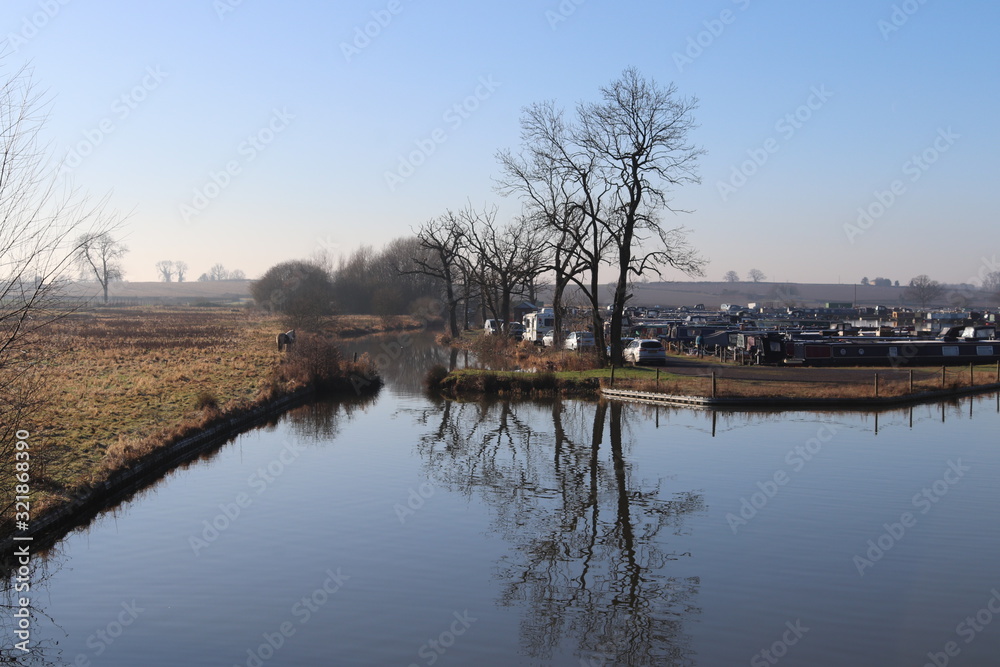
[786,326,999,366]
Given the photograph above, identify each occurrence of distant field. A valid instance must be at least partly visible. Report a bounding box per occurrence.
[63,280,252,303]
[63,278,987,310]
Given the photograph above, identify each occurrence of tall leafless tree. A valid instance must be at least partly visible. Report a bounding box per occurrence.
[407,213,468,337]
[576,68,706,364]
[174,260,188,282]
[500,100,615,353]
[497,101,594,348]
[76,231,127,302]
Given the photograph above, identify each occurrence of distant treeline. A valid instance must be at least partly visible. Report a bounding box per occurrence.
[326,237,440,315]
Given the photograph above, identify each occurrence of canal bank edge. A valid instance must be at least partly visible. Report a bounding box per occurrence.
[434,367,1000,410]
[0,382,379,560]
[601,381,1000,409]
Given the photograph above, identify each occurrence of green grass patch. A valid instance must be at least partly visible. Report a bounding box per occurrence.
[435,365,686,396]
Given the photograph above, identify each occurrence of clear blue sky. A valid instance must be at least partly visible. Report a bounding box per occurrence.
[7,0,998,285]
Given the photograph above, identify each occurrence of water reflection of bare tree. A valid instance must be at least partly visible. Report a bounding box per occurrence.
[336,333,474,395]
[283,392,378,442]
[417,398,705,665]
[1,555,65,666]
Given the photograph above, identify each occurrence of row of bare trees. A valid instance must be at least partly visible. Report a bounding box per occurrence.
[414,68,706,363]
[154,261,246,283]
[325,237,439,316]
[409,206,545,338]
[723,269,767,283]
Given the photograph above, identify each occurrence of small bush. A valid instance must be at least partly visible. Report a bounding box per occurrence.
[469,334,520,370]
[193,390,219,411]
[278,333,343,387]
[425,364,449,389]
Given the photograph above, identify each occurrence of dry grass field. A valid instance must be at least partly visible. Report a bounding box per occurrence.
[11,306,413,527]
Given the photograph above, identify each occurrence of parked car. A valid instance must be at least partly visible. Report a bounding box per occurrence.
[607,337,635,357]
[505,322,525,339]
[623,338,667,365]
[542,330,564,347]
[564,331,595,351]
[484,319,504,335]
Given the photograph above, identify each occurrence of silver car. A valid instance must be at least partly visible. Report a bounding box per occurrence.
[564,331,595,350]
[623,338,666,365]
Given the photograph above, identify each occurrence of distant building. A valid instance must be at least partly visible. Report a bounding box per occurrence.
[513,301,539,324]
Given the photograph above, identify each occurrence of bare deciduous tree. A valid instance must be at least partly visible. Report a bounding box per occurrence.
[209,263,229,281]
[174,260,188,282]
[576,68,706,364]
[982,271,1000,305]
[501,99,615,353]
[905,274,943,309]
[76,231,127,302]
[409,213,468,337]
[747,268,766,283]
[155,260,174,282]
[497,101,594,348]
[500,70,706,363]
[462,205,544,327]
[723,270,739,283]
[0,63,122,524]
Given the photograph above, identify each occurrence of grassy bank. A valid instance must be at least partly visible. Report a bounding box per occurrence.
[3,307,411,537]
[433,335,1000,402]
[437,366,650,395]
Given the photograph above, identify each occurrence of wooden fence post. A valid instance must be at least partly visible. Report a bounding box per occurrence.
[874,372,879,398]
[610,365,616,387]
[941,366,945,388]
[970,363,974,386]
[909,369,913,393]
[711,371,716,398]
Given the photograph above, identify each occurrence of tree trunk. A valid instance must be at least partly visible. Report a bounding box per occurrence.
[552,272,569,348]
[444,277,459,337]
[588,263,605,362]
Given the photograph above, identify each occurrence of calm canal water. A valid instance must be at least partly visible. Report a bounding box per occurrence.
[6,334,1000,666]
